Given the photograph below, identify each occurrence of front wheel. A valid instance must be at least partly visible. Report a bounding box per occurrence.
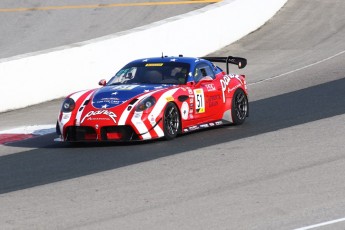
[163,103,180,140]
[232,89,249,125]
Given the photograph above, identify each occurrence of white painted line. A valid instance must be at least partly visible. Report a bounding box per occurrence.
[249,49,345,86]
[294,217,345,230]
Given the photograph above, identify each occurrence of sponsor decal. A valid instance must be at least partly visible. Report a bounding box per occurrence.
[181,102,189,120]
[209,95,221,107]
[145,63,164,67]
[112,85,138,90]
[185,123,215,132]
[189,126,199,131]
[220,74,241,103]
[149,114,156,125]
[96,97,121,105]
[134,113,142,118]
[166,96,174,102]
[205,83,216,91]
[215,121,223,125]
[81,110,117,124]
[62,114,71,120]
[200,124,209,128]
[228,84,241,93]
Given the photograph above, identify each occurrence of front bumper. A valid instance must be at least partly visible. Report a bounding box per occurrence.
[59,125,140,142]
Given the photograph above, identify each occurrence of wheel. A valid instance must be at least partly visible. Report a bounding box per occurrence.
[163,103,180,140]
[232,89,248,125]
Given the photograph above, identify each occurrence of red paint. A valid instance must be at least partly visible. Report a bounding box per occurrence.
[0,134,34,145]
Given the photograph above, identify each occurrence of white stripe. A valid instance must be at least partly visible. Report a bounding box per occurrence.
[118,92,154,125]
[149,88,179,137]
[70,89,90,101]
[58,90,90,130]
[128,88,178,139]
[153,124,164,137]
[149,88,179,121]
[249,50,345,86]
[141,132,152,140]
[131,112,151,139]
[76,91,94,125]
[294,217,345,230]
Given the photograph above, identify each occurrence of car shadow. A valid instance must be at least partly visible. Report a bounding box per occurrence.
[1,78,345,194]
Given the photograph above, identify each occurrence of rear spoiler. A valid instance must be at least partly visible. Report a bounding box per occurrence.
[200,56,247,74]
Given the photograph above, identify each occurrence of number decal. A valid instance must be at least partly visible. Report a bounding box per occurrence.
[194,89,205,113]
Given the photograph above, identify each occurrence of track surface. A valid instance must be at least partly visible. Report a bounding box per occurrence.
[0,0,211,59]
[2,0,345,229]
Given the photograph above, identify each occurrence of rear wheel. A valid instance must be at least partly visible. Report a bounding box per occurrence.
[232,89,248,125]
[163,103,180,140]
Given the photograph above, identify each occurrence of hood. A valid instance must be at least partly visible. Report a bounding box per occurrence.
[91,84,170,109]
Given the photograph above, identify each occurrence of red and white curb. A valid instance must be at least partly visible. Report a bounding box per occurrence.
[0,125,55,145]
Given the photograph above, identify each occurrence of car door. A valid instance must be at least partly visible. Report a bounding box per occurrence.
[192,62,223,122]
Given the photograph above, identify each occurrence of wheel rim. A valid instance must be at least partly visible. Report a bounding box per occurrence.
[165,106,179,136]
[235,91,248,120]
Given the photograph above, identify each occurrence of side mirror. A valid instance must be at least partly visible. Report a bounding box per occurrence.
[98,79,107,86]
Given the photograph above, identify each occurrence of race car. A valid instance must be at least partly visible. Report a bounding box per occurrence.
[55,55,248,142]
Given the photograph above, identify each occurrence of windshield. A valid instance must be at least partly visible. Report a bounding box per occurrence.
[107,62,190,85]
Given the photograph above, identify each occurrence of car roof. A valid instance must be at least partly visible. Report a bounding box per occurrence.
[128,56,209,65]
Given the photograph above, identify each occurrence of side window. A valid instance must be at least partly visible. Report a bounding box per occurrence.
[193,63,215,83]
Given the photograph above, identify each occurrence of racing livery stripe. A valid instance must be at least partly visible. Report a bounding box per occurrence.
[58,89,93,135]
[75,90,95,125]
[131,112,151,139]
[130,88,178,140]
[70,89,92,102]
[153,124,164,137]
[118,92,154,125]
[149,88,179,123]
[148,88,179,137]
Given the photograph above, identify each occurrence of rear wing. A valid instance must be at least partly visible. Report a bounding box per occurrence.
[200,56,247,74]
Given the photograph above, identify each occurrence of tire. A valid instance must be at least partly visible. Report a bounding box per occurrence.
[163,103,180,140]
[231,89,248,125]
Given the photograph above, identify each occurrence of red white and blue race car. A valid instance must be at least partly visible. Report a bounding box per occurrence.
[55,55,248,142]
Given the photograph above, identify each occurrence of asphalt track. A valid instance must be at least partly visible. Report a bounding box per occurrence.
[1,0,345,229]
[0,0,214,59]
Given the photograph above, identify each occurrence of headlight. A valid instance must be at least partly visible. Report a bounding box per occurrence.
[61,98,76,112]
[135,96,156,112]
